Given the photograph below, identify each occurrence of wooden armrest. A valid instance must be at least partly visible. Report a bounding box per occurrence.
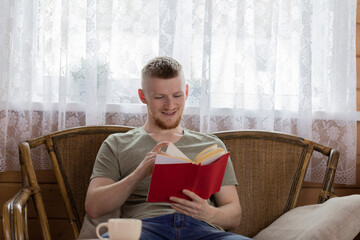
[317,149,339,203]
[3,187,32,240]
[318,186,338,203]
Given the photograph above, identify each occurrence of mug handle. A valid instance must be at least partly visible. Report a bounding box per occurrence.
[96,222,109,240]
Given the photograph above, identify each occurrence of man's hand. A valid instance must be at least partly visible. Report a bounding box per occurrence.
[133,141,169,180]
[85,141,169,219]
[169,186,242,230]
[169,189,216,223]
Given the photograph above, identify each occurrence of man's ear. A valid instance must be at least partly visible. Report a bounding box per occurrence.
[185,84,189,100]
[138,89,147,104]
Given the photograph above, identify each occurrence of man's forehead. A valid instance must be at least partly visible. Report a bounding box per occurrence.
[145,76,185,87]
[144,79,186,95]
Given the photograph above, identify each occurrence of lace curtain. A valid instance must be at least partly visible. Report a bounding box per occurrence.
[0,0,357,184]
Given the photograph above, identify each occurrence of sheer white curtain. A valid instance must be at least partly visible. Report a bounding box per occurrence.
[0,0,357,184]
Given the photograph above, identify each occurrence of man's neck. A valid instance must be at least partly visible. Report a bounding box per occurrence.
[143,122,184,143]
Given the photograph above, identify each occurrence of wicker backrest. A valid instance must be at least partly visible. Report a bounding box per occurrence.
[22,125,133,238]
[215,130,338,237]
[50,127,134,226]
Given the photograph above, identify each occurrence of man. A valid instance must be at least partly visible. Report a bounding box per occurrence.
[82,57,249,239]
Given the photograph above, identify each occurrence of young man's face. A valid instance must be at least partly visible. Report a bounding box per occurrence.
[139,76,189,130]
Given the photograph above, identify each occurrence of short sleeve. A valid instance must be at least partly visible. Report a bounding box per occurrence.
[90,135,121,182]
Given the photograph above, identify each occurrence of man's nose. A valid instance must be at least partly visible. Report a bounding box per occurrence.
[164,97,174,109]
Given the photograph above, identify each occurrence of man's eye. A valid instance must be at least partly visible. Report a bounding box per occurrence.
[174,94,182,98]
[155,96,164,99]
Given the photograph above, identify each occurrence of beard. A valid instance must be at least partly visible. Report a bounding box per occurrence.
[153,114,182,130]
[149,106,184,130]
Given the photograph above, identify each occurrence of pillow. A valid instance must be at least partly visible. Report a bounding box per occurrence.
[254,194,360,240]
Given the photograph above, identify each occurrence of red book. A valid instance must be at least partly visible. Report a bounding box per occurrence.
[147,143,230,202]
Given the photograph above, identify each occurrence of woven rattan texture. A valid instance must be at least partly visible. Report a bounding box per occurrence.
[53,133,112,225]
[216,132,307,237]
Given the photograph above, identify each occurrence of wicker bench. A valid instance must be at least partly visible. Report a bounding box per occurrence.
[2,126,345,239]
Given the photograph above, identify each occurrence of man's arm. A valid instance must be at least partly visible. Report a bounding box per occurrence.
[85,141,169,219]
[85,175,139,219]
[169,185,242,230]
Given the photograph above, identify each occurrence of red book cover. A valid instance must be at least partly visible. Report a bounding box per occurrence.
[147,152,230,202]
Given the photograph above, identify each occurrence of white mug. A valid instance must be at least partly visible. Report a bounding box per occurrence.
[96,218,142,240]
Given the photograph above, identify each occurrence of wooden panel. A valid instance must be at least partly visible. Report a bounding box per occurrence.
[0,183,68,219]
[297,186,360,208]
[358,122,360,155]
[0,170,57,183]
[357,24,360,57]
[28,219,74,240]
[0,171,23,183]
[296,187,319,207]
[357,58,360,111]
[358,0,360,24]
[357,58,360,87]
[0,218,3,240]
[357,155,360,184]
[334,187,360,196]
[0,183,22,217]
[0,219,74,240]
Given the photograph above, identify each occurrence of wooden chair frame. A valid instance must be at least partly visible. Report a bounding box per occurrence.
[2,126,339,239]
[215,130,338,205]
[213,130,338,236]
[3,126,133,240]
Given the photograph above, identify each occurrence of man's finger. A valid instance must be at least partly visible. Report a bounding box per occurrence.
[152,141,170,153]
[182,189,202,201]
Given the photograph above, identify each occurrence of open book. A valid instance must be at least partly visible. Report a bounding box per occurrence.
[147,143,230,202]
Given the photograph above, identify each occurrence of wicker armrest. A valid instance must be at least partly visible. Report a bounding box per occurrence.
[3,187,32,240]
[319,186,338,203]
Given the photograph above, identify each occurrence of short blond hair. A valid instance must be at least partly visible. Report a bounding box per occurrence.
[141,56,184,89]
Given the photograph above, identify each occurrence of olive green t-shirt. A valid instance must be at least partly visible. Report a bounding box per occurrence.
[91,127,238,222]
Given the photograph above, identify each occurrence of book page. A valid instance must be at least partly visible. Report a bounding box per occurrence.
[156,142,226,165]
[194,144,218,163]
[166,142,190,160]
[155,153,193,164]
[196,148,226,165]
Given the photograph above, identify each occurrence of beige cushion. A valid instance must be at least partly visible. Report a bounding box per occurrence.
[254,195,360,240]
